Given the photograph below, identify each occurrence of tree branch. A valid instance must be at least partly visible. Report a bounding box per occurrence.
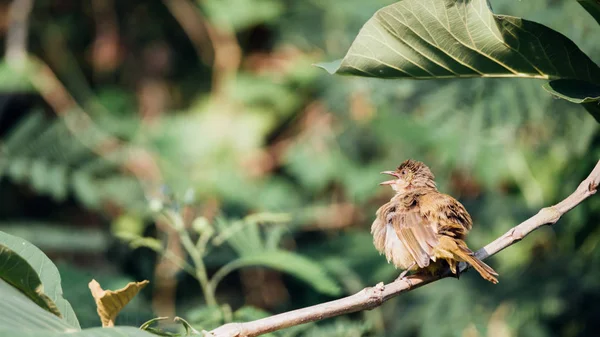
[207,159,600,337]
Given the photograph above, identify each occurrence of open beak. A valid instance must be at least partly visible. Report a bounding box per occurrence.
[379,171,399,185]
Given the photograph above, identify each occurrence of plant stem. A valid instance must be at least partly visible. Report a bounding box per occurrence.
[167,210,218,306]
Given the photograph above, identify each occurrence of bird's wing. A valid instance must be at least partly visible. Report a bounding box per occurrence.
[419,193,472,238]
[391,195,439,268]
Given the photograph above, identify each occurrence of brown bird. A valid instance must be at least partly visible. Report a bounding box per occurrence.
[371,159,498,284]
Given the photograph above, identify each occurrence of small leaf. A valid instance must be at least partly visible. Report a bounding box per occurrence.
[89,279,149,327]
[0,244,62,317]
[211,250,341,296]
[117,233,164,252]
[578,0,600,25]
[542,80,600,103]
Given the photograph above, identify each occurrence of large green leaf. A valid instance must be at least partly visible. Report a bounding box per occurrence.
[583,101,600,123]
[0,245,61,317]
[0,278,154,336]
[0,279,76,333]
[318,0,600,83]
[211,250,342,296]
[542,80,600,104]
[578,0,600,25]
[0,231,80,328]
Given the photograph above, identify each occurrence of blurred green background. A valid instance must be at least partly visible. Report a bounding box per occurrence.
[0,0,599,336]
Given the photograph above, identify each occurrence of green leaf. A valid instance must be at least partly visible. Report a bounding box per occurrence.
[542,80,600,103]
[211,250,341,296]
[583,101,600,123]
[578,0,600,25]
[139,316,170,331]
[0,278,156,336]
[0,61,35,92]
[203,0,284,31]
[0,278,76,332]
[317,0,600,83]
[0,231,80,328]
[317,60,343,75]
[0,244,61,317]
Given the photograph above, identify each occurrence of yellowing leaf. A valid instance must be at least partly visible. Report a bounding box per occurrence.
[88,279,149,327]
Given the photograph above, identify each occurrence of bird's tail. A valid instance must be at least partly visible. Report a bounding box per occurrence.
[454,242,498,284]
[437,236,499,284]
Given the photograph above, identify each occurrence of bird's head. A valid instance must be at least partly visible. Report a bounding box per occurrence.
[380,159,436,193]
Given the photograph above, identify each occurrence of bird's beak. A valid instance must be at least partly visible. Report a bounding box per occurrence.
[379,171,399,185]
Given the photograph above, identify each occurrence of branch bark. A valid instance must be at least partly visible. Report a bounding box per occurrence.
[207,159,600,337]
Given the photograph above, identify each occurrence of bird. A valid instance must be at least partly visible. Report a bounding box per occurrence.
[371,159,498,284]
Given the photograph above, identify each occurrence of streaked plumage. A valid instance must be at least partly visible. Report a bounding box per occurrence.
[372,160,498,283]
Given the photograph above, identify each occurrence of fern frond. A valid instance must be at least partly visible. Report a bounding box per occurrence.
[0,112,144,210]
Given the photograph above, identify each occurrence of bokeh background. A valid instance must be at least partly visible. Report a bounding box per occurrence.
[1,0,600,336]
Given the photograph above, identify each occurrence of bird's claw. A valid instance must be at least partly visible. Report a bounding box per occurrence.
[395,269,414,288]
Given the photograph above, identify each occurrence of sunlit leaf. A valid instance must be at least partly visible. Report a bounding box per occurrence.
[317,0,600,82]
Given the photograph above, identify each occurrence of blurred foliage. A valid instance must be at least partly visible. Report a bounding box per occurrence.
[0,0,599,336]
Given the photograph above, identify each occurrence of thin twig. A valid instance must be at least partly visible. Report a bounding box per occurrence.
[162,0,241,98]
[5,0,34,69]
[207,159,600,337]
[162,0,214,65]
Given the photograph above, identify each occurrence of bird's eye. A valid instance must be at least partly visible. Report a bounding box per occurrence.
[401,170,407,175]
